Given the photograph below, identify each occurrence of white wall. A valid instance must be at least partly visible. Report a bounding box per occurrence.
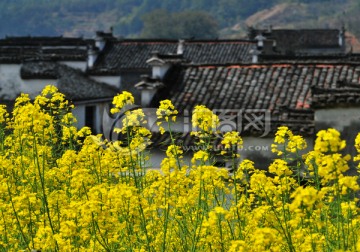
[21,79,58,99]
[153,64,170,79]
[239,136,274,160]
[315,107,360,132]
[73,102,109,134]
[0,64,22,99]
[95,103,108,134]
[89,75,121,89]
[73,105,86,128]
[60,61,87,72]
[0,63,59,100]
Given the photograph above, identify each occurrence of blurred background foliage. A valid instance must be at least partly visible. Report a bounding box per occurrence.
[0,0,358,39]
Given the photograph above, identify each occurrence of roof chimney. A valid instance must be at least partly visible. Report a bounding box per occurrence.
[339,26,345,47]
[135,75,164,107]
[146,51,171,80]
[255,33,266,50]
[250,47,261,63]
[95,30,113,51]
[177,39,185,54]
[87,45,98,68]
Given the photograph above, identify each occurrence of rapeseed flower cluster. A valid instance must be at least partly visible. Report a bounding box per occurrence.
[272,125,307,156]
[110,91,134,114]
[0,86,359,251]
[191,105,219,145]
[156,100,178,134]
[220,131,243,158]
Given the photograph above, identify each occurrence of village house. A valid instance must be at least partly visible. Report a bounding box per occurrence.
[87,36,256,101]
[0,35,118,133]
[0,31,258,135]
[128,27,360,171]
[1,27,359,172]
[141,61,360,172]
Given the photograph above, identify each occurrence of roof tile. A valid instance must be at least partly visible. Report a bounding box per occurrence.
[159,63,360,135]
[91,40,255,73]
[21,62,117,101]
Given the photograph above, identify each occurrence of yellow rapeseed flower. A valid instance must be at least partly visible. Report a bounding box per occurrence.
[121,109,147,129]
[3,86,360,251]
[191,105,219,135]
[272,126,307,155]
[353,133,360,166]
[221,131,243,157]
[76,126,92,138]
[165,144,183,159]
[111,91,135,114]
[156,99,178,122]
[235,159,255,182]
[269,159,293,176]
[0,105,8,124]
[221,131,243,149]
[290,186,319,211]
[191,150,209,164]
[315,128,346,153]
[156,99,178,134]
[338,176,360,194]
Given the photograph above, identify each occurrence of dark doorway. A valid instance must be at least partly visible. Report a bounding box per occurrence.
[85,105,96,132]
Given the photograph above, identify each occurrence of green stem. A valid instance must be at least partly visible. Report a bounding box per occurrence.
[81,182,110,251]
[167,121,182,170]
[161,171,171,251]
[124,125,152,251]
[262,186,295,252]
[217,214,225,252]
[27,199,35,248]
[32,135,59,251]
[191,178,205,252]
[232,178,245,240]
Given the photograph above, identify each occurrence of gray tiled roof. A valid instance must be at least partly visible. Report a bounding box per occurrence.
[167,63,360,111]
[182,40,254,64]
[312,81,360,108]
[156,63,360,135]
[248,28,344,56]
[91,39,255,73]
[92,40,177,72]
[0,36,91,63]
[0,36,90,46]
[21,62,118,101]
